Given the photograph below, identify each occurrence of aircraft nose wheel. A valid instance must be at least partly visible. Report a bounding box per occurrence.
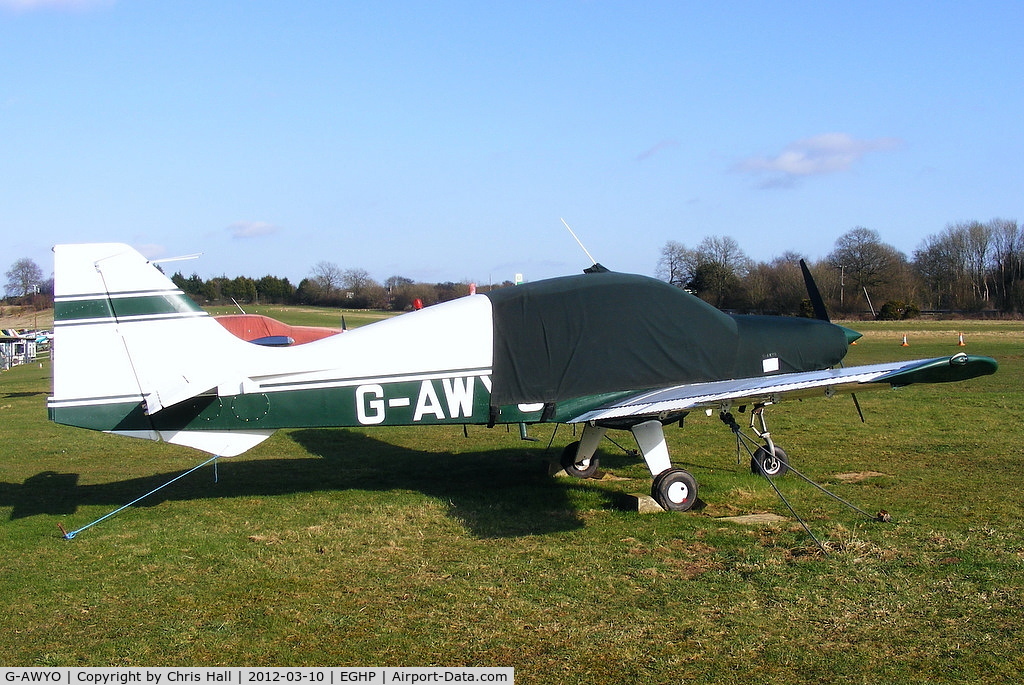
[751,445,789,477]
[652,468,698,511]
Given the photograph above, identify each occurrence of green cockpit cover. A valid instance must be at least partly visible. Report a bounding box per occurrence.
[484,269,850,406]
[484,270,740,405]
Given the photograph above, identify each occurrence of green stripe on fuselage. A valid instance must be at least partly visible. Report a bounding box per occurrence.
[54,298,114,322]
[52,375,502,432]
[49,399,150,432]
[54,291,204,323]
[49,375,637,435]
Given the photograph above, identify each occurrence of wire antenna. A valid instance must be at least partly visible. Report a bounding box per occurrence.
[560,218,598,265]
[149,253,202,265]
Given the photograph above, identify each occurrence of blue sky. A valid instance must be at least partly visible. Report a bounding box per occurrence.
[2,1,1021,286]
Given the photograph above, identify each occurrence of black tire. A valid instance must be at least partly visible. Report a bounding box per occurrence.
[560,441,600,479]
[751,445,789,477]
[651,468,698,511]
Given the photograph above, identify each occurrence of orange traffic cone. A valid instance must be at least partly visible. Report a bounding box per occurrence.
[957,332,966,346]
[900,334,909,347]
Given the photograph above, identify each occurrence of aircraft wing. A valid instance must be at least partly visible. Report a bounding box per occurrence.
[567,353,997,423]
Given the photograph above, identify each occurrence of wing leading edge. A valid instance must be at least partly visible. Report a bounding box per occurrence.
[567,353,998,424]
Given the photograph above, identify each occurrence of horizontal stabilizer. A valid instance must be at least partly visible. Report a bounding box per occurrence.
[157,429,276,457]
[103,428,275,457]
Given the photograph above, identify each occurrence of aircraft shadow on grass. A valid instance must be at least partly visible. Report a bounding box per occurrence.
[0,428,643,538]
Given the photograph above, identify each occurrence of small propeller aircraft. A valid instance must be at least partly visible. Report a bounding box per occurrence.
[48,243,997,513]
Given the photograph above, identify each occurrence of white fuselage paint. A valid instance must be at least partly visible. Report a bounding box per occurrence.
[49,243,497,456]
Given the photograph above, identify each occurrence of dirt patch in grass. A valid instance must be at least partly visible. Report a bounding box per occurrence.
[834,470,887,483]
[718,513,789,525]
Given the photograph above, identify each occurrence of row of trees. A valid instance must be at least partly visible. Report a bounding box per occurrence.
[4,217,1022,317]
[169,261,508,311]
[1,252,495,313]
[657,218,1023,317]
[178,217,1022,316]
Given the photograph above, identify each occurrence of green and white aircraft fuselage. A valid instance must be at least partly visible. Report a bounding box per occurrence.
[47,243,997,512]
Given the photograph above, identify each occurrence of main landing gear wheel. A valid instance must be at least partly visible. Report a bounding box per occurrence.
[560,441,600,479]
[651,468,698,511]
[751,445,789,477]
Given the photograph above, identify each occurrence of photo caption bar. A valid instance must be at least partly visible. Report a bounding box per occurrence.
[0,669,513,685]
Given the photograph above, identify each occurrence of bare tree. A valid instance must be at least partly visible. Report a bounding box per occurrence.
[656,240,697,288]
[385,275,414,291]
[690,236,752,308]
[963,220,992,302]
[828,227,907,310]
[914,229,966,309]
[5,258,44,298]
[990,218,1024,312]
[914,221,995,310]
[695,236,752,279]
[307,261,344,301]
[747,252,807,314]
[338,268,385,308]
[657,236,752,308]
[341,267,376,293]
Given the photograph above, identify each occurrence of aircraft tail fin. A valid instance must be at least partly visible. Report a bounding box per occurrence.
[47,243,274,456]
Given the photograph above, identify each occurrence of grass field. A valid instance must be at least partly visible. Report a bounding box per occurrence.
[1,318,1022,682]
[203,305,395,330]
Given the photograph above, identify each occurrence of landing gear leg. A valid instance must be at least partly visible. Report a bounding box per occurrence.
[720,406,790,477]
[749,405,789,477]
[560,423,607,478]
[631,420,698,511]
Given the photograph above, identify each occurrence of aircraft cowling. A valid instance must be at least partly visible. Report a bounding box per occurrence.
[730,314,851,378]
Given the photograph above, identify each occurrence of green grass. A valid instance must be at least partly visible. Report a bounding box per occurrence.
[204,305,396,329]
[1,320,1023,681]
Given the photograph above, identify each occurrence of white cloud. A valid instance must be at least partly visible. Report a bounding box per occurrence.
[735,133,901,187]
[228,221,281,239]
[636,139,680,162]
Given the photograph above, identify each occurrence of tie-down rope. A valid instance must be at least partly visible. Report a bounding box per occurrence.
[59,455,221,540]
